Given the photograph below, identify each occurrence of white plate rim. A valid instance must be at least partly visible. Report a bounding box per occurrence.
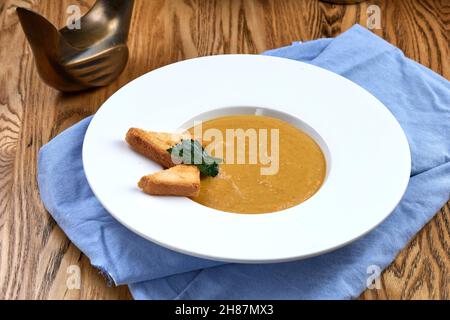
[82,54,411,263]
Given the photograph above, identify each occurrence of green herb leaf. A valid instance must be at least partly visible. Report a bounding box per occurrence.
[167,139,222,177]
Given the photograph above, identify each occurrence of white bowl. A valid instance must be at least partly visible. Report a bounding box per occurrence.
[83,55,411,263]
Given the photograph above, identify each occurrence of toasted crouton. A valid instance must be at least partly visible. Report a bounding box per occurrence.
[126,128,191,168]
[138,165,200,197]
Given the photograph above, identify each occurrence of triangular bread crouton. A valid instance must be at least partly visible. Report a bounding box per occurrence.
[138,165,200,197]
[126,128,191,168]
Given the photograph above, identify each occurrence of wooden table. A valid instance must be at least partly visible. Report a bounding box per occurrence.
[0,0,448,300]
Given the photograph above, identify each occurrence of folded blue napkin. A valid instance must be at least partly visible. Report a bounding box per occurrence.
[38,24,450,299]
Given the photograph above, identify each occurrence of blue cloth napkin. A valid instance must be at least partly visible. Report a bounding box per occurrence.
[38,25,450,299]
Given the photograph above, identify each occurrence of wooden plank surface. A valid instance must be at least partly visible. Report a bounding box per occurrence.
[0,0,448,300]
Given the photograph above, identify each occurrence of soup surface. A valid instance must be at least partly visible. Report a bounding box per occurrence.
[189,115,326,214]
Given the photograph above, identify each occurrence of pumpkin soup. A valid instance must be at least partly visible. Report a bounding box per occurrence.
[188,115,326,214]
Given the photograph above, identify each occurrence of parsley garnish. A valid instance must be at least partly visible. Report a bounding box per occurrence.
[167,139,222,177]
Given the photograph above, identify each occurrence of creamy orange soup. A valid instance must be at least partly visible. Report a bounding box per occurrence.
[189,115,326,214]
